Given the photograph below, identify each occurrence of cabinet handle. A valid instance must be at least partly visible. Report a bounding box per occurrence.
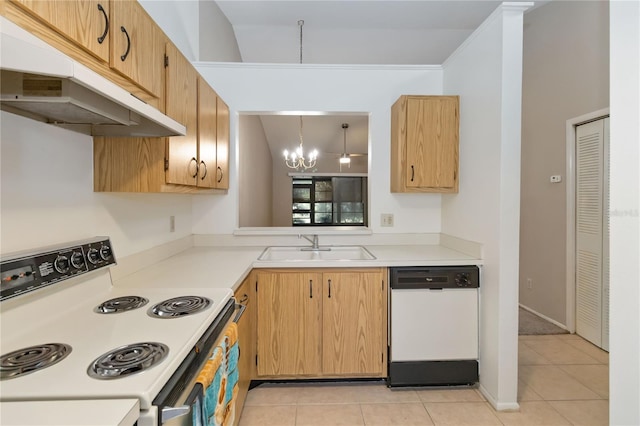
[217,166,223,183]
[411,165,415,182]
[238,294,249,304]
[189,157,199,178]
[328,279,332,298]
[97,4,108,44]
[120,26,131,61]
[200,161,207,180]
[309,280,313,298]
[233,303,247,323]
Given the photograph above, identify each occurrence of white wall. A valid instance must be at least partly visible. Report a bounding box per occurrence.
[198,0,243,62]
[442,4,528,409]
[139,0,200,61]
[192,63,444,235]
[0,112,193,257]
[519,1,609,326]
[140,0,242,64]
[238,115,273,227]
[609,1,640,424]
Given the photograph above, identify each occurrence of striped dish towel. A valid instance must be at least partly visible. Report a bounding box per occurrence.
[196,321,240,426]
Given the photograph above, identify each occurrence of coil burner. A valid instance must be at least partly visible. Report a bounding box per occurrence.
[94,296,149,314]
[147,296,212,318]
[0,343,72,380]
[87,342,169,379]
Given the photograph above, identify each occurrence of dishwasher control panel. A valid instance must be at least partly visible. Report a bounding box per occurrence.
[389,266,479,290]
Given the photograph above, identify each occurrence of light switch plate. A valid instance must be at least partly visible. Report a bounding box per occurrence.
[381,213,394,227]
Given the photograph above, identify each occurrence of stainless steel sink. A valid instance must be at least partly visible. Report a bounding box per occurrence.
[257,245,376,261]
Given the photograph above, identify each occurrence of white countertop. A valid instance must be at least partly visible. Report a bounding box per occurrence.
[0,399,139,426]
[113,244,482,292]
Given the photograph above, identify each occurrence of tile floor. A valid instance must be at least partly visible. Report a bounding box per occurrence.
[238,334,609,426]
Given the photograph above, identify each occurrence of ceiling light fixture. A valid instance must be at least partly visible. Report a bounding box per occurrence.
[339,123,351,169]
[283,20,318,171]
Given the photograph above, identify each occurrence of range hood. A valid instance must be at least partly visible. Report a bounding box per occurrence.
[0,17,185,137]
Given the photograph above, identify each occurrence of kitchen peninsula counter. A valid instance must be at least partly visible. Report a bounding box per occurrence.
[112,243,482,291]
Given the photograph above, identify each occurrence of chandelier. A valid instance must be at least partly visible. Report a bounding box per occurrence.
[283,20,318,171]
[284,115,318,170]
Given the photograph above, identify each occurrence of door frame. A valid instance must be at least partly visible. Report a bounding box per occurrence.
[565,108,609,333]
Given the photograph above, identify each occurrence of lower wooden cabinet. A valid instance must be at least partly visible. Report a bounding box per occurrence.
[233,277,255,425]
[255,271,323,377]
[254,268,387,379]
[321,271,387,376]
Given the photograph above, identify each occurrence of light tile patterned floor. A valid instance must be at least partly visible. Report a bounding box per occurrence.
[238,334,609,426]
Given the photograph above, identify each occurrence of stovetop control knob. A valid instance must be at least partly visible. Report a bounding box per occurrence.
[455,273,470,287]
[70,251,85,269]
[87,248,100,265]
[99,245,112,261]
[54,255,70,274]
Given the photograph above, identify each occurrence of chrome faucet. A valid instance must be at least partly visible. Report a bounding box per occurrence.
[299,234,332,251]
[299,234,319,249]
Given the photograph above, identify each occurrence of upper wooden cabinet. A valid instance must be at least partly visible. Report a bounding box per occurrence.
[10,0,111,62]
[197,77,219,189]
[254,268,387,379]
[196,77,229,190]
[109,0,164,99]
[165,42,198,187]
[391,95,459,193]
[5,0,164,103]
[215,97,230,190]
[163,44,227,190]
[5,0,230,193]
[93,42,230,194]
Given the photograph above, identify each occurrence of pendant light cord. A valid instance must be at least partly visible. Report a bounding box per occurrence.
[298,20,304,64]
[298,20,304,151]
[299,115,304,148]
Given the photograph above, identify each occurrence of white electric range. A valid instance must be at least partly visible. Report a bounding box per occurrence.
[0,237,235,426]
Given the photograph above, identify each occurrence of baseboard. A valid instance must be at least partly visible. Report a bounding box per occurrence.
[519,303,569,331]
[478,384,520,411]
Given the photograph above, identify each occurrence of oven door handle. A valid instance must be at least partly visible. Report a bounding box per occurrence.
[233,302,247,323]
[161,382,203,424]
[162,406,190,423]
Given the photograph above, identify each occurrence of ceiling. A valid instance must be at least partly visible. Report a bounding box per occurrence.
[217,0,545,166]
[254,114,369,163]
[214,0,544,65]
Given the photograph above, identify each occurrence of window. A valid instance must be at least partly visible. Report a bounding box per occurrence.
[292,177,367,226]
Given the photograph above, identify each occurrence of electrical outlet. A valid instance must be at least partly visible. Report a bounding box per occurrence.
[527,278,533,289]
[550,175,562,183]
[169,216,175,233]
[381,213,394,227]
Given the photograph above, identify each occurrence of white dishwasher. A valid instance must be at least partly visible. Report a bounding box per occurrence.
[388,266,480,387]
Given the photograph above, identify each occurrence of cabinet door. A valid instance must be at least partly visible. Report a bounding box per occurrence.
[11,0,110,62]
[109,1,163,98]
[215,97,230,189]
[322,271,385,375]
[165,42,198,186]
[405,97,458,190]
[256,272,322,377]
[197,77,217,189]
[234,277,254,418]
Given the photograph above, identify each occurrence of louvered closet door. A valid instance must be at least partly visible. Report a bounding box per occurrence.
[575,118,609,349]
